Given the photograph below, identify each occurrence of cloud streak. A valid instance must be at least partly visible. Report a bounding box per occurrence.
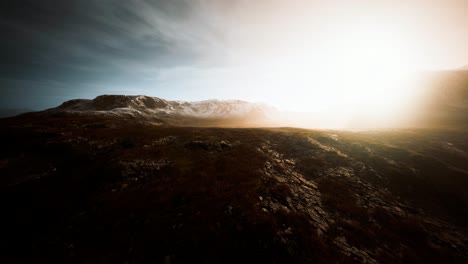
[1,0,468,111]
[0,0,229,109]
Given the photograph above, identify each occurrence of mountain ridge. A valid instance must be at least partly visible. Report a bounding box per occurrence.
[45,94,279,127]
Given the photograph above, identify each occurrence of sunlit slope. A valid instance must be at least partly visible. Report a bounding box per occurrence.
[412,70,468,128]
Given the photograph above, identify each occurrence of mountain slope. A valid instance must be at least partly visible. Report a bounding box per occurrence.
[45,95,278,127]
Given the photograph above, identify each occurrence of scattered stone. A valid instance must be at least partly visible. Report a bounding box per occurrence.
[184,140,232,151]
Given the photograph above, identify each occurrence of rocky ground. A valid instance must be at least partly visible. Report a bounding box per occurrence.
[0,114,467,263]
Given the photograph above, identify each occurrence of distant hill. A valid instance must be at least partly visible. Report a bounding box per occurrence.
[37,95,280,127]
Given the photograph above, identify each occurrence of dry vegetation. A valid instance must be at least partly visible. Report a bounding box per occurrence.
[0,114,467,263]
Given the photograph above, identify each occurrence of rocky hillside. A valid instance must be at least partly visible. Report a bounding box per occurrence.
[0,114,467,263]
[44,95,278,127]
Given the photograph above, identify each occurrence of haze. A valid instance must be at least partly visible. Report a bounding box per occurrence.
[1,0,468,127]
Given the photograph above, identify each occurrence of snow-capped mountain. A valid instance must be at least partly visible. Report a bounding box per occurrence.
[48,95,279,126]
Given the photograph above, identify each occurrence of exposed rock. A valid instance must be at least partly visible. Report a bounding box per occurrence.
[1,117,467,263]
[184,140,231,151]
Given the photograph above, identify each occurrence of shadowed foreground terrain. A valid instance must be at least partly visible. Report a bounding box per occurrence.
[1,114,467,263]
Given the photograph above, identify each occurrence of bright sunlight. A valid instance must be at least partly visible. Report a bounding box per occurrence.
[252,23,423,128]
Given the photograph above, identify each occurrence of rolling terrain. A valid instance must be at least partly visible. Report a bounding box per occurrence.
[1,107,467,263]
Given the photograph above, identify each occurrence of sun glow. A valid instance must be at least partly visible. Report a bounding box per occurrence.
[156,1,468,129]
[252,24,423,128]
[211,1,468,129]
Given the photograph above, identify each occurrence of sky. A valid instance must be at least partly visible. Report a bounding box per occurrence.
[1,0,468,111]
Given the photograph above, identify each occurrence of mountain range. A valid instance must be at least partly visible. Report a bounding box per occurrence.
[41,95,279,127]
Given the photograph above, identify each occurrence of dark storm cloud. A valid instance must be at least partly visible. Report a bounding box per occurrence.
[0,0,227,109]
